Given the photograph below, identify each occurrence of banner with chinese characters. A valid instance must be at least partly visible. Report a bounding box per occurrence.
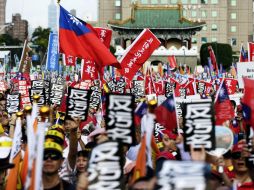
[89,80,101,111]
[49,83,64,106]
[87,141,124,190]
[66,88,91,121]
[105,94,136,146]
[32,80,50,104]
[94,27,112,49]
[156,161,207,190]
[6,94,20,115]
[29,88,46,107]
[132,80,145,102]
[46,32,59,71]
[119,29,161,81]
[183,101,215,151]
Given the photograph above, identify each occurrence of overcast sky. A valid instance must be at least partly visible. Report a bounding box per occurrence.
[6,0,98,29]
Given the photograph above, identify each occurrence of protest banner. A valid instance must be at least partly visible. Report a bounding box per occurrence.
[119,29,161,81]
[165,82,175,98]
[183,101,215,151]
[6,94,20,114]
[29,88,46,107]
[132,80,145,102]
[105,94,136,145]
[236,62,254,88]
[88,141,124,190]
[49,83,64,106]
[66,88,91,121]
[156,161,207,190]
[89,81,101,111]
[46,32,59,71]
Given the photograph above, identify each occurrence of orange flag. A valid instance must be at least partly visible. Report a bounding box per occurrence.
[5,152,22,190]
[131,133,147,184]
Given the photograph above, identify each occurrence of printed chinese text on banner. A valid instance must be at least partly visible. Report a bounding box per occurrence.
[119,29,161,81]
[46,32,59,71]
[94,27,112,49]
[59,6,120,69]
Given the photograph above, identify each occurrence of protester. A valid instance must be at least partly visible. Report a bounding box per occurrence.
[43,141,75,190]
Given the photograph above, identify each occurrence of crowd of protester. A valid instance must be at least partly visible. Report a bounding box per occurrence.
[0,87,253,190]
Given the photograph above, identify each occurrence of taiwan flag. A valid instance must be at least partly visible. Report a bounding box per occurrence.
[214,81,235,125]
[154,95,177,131]
[59,6,120,69]
[239,44,248,62]
[241,78,254,129]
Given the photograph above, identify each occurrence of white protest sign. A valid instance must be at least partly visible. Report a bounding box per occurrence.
[237,62,254,88]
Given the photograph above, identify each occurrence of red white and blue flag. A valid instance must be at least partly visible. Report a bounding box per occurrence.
[59,6,120,69]
[241,78,254,129]
[214,81,234,125]
[154,95,177,131]
[239,44,248,62]
[208,46,218,74]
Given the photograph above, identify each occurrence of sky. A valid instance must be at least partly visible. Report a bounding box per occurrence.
[6,0,98,29]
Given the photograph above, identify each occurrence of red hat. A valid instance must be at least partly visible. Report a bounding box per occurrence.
[156,151,176,160]
[162,130,177,140]
[232,140,244,153]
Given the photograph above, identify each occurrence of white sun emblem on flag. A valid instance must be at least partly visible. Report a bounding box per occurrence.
[68,14,81,26]
[219,88,225,97]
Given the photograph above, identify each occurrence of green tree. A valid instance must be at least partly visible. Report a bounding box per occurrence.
[31,26,51,55]
[200,43,233,70]
[0,34,21,45]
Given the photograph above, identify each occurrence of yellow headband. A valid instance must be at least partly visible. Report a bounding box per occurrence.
[44,141,63,153]
[46,130,64,141]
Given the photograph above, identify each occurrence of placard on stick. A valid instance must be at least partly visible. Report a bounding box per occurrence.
[183,101,215,151]
[105,94,136,146]
[66,88,91,121]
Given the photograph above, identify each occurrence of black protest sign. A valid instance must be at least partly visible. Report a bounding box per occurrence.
[179,88,186,99]
[175,102,183,119]
[89,83,101,111]
[32,80,50,104]
[66,88,91,121]
[115,78,126,94]
[31,80,44,88]
[183,101,215,151]
[165,82,175,98]
[88,141,124,190]
[197,82,205,95]
[44,80,50,104]
[6,94,20,114]
[49,83,64,106]
[105,94,135,145]
[106,79,116,92]
[156,161,207,190]
[29,88,46,107]
[132,80,145,102]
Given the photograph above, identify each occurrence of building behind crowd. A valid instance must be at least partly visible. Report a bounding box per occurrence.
[6,13,28,42]
[98,0,253,51]
[0,0,6,26]
[48,0,57,32]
